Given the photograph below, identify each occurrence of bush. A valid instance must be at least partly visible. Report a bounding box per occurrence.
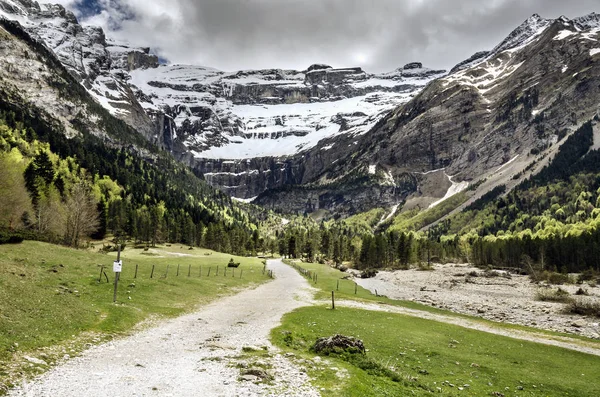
[227,258,240,268]
[577,268,599,284]
[0,231,25,245]
[360,269,378,279]
[531,271,572,285]
[535,287,573,303]
[575,288,589,296]
[565,299,600,317]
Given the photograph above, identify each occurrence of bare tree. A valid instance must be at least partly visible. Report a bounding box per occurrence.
[64,182,99,247]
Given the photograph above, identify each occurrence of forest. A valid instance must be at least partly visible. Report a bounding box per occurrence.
[0,109,267,256]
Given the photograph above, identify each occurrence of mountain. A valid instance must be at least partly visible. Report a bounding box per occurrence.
[254,12,600,219]
[2,1,600,223]
[0,0,446,201]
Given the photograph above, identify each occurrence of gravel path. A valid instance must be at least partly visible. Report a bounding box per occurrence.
[10,260,319,397]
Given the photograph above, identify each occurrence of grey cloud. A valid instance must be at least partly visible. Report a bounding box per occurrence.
[71,0,599,72]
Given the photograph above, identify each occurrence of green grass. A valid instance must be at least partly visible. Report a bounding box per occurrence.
[272,306,600,396]
[0,241,268,387]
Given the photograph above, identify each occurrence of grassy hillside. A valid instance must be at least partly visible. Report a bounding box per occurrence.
[0,241,269,390]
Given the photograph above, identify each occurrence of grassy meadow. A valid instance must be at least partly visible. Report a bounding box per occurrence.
[273,306,600,396]
[0,240,269,388]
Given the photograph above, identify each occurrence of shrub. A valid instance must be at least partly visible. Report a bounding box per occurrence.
[227,258,240,268]
[360,269,378,279]
[565,299,600,317]
[575,288,589,296]
[535,287,573,303]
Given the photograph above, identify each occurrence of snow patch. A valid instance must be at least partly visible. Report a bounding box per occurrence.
[590,48,600,56]
[231,196,257,204]
[377,204,400,227]
[495,155,519,173]
[429,174,470,209]
[554,30,576,40]
[368,165,377,175]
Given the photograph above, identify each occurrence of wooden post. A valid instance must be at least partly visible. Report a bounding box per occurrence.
[216,266,219,276]
[336,279,339,291]
[331,291,335,310]
[208,267,211,277]
[232,268,235,278]
[315,274,317,283]
[99,266,104,283]
[150,264,155,279]
[177,264,180,277]
[113,243,121,303]
[375,289,378,297]
[188,264,191,277]
[134,264,138,279]
[240,269,243,279]
[355,282,358,295]
[263,265,266,274]
[225,267,227,277]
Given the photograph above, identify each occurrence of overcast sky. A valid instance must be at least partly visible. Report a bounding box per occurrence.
[45,0,599,73]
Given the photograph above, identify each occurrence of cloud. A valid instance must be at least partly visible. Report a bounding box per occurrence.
[48,0,600,72]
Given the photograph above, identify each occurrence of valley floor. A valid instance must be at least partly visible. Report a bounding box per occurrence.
[8,260,600,396]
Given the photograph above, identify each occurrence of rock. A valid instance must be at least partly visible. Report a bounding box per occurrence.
[239,374,258,382]
[241,367,272,381]
[572,320,586,328]
[403,62,423,70]
[24,356,47,366]
[313,334,365,355]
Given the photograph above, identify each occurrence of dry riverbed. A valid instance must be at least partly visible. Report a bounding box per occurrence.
[354,264,600,339]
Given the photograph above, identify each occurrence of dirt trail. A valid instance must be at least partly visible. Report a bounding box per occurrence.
[10,260,319,397]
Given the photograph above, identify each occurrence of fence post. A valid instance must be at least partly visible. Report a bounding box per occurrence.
[240,269,243,279]
[188,264,191,277]
[225,267,227,277]
[337,279,339,291]
[331,291,335,310]
[134,264,138,279]
[355,282,357,295]
[208,267,211,277]
[150,264,155,279]
[216,266,219,276]
[176,264,180,277]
